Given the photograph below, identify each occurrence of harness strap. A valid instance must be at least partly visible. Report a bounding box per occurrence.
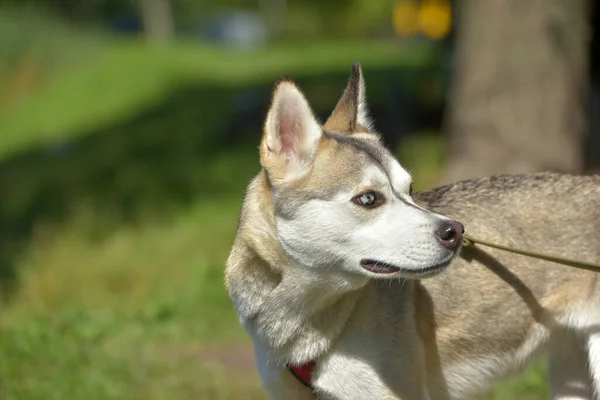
[462,234,600,273]
[287,361,316,389]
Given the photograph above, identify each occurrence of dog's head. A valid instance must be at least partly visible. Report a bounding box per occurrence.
[259,63,463,280]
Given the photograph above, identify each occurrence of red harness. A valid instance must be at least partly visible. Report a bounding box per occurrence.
[287,361,316,390]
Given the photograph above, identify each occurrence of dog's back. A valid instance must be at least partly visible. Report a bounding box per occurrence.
[412,172,600,398]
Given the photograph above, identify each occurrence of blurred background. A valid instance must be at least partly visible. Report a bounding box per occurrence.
[0,0,599,398]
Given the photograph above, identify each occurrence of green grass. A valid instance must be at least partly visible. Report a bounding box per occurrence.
[477,364,549,400]
[0,38,439,161]
[0,5,105,111]
[1,195,264,399]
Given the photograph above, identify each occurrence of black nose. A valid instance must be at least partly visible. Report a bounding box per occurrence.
[435,220,464,251]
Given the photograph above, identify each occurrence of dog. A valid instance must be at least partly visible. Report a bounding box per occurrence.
[225,63,600,399]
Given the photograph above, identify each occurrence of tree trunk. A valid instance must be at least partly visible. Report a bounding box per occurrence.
[442,0,590,184]
[138,0,175,44]
[588,0,600,172]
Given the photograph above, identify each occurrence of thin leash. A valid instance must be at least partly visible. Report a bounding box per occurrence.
[462,233,600,273]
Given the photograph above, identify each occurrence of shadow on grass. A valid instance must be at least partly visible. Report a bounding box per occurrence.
[0,65,445,300]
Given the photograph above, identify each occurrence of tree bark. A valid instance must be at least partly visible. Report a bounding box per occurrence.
[138,0,175,44]
[442,0,590,184]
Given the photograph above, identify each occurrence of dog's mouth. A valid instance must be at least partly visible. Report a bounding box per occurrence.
[360,259,451,277]
[360,259,401,274]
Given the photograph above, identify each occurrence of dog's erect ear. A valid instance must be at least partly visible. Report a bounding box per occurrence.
[323,62,372,133]
[260,79,322,184]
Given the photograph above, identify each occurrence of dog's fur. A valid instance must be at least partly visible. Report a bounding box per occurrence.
[225,63,600,399]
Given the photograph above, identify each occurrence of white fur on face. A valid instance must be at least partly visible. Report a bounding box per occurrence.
[276,156,456,279]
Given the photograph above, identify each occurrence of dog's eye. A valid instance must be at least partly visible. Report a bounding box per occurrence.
[409,184,414,196]
[352,192,382,208]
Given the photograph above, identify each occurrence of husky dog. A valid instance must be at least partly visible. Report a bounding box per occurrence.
[225,63,600,399]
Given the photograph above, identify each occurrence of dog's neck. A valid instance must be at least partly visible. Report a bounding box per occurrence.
[251,267,363,365]
[226,172,365,365]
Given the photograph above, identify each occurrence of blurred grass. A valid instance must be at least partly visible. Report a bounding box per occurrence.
[0,6,551,399]
[476,364,549,400]
[1,195,266,399]
[0,37,437,161]
[0,5,106,110]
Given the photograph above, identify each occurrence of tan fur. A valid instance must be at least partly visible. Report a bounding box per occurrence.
[225,64,600,399]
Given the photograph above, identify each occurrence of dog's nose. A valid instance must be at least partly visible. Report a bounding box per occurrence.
[435,220,464,251]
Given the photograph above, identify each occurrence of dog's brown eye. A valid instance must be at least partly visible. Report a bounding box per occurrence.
[352,192,382,208]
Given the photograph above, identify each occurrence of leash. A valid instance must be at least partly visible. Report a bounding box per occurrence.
[462,234,600,273]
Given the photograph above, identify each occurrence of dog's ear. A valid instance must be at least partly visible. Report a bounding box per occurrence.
[260,79,322,184]
[323,62,372,133]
